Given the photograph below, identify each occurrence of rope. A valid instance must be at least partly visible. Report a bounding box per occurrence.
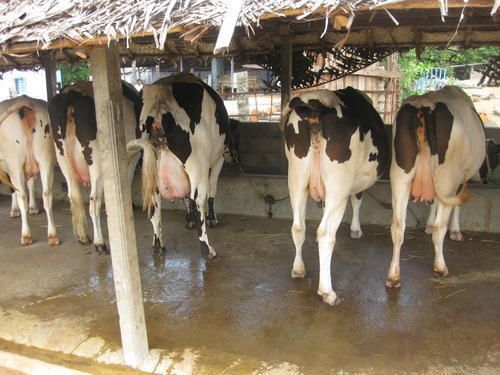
[233,158,289,218]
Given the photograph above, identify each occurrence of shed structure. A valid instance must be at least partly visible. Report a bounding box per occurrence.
[0,0,499,369]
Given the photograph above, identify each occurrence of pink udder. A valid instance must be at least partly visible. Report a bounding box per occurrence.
[66,123,90,184]
[308,135,325,202]
[158,150,191,200]
[411,142,435,203]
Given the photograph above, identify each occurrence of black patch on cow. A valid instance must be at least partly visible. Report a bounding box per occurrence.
[207,197,215,222]
[18,106,31,119]
[122,81,142,126]
[161,112,192,164]
[49,90,97,165]
[190,199,203,238]
[144,116,155,137]
[193,188,198,201]
[369,152,377,161]
[32,128,35,133]
[423,103,453,165]
[149,201,155,219]
[15,140,20,144]
[44,124,50,136]
[39,120,43,128]
[335,87,389,176]
[172,82,204,133]
[355,192,363,200]
[284,121,311,158]
[201,81,233,149]
[394,104,419,173]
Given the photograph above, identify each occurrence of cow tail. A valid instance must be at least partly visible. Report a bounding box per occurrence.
[0,170,16,191]
[433,174,470,206]
[126,139,157,214]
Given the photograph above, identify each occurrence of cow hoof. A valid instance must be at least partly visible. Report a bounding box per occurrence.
[29,207,41,215]
[207,250,217,260]
[450,231,464,241]
[78,236,91,245]
[291,267,306,279]
[433,266,449,277]
[95,243,109,255]
[350,230,363,239]
[48,235,61,246]
[318,291,342,306]
[425,226,433,235]
[207,219,218,228]
[21,235,33,246]
[185,221,195,229]
[10,209,20,218]
[385,278,401,288]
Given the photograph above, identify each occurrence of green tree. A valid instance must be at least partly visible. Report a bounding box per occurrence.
[58,61,90,86]
[398,47,500,98]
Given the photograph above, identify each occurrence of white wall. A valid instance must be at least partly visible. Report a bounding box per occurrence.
[0,69,48,101]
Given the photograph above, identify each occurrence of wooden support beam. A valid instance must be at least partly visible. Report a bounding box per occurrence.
[280,24,292,111]
[89,42,149,368]
[41,53,57,100]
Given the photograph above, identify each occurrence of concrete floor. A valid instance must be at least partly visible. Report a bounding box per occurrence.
[0,196,499,374]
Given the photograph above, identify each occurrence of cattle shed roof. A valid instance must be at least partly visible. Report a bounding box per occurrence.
[0,0,499,71]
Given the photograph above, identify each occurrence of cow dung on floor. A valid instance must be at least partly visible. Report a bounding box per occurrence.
[0,197,499,374]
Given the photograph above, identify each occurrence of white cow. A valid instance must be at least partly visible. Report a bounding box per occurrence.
[387,86,486,287]
[282,87,389,306]
[48,81,142,253]
[127,73,237,258]
[0,96,59,245]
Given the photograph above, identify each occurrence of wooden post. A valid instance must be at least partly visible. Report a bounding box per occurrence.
[280,24,292,111]
[42,54,57,101]
[89,43,149,368]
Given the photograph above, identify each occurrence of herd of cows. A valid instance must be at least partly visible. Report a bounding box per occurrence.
[0,73,499,306]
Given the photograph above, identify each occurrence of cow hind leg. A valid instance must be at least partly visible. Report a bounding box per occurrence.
[38,157,60,246]
[27,177,40,215]
[10,192,20,218]
[184,197,195,229]
[317,196,348,306]
[425,201,437,235]
[432,202,453,276]
[150,190,166,254]
[89,166,107,254]
[387,169,412,288]
[350,193,363,239]
[10,170,32,245]
[289,178,308,279]
[206,158,224,227]
[449,206,463,241]
[191,174,216,259]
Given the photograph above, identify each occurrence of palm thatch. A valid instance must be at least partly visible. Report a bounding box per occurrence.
[1,0,495,52]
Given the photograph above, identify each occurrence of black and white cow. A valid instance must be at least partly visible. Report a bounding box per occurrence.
[387,86,486,288]
[48,81,142,253]
[424,138,500,241]
[282,87,389,306]
[127,73,237,258]
[0,96,59,245]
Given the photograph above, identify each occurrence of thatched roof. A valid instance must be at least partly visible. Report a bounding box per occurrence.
[0,0,499,70]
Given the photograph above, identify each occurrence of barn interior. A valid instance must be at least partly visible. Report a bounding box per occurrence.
[0,0,500,373]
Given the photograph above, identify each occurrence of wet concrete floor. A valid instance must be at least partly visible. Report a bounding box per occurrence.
[0,195,499,374]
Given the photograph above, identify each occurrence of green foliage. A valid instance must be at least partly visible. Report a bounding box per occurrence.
[398,50,432,98]
[398,47,500,99]
[58,61,90,86]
